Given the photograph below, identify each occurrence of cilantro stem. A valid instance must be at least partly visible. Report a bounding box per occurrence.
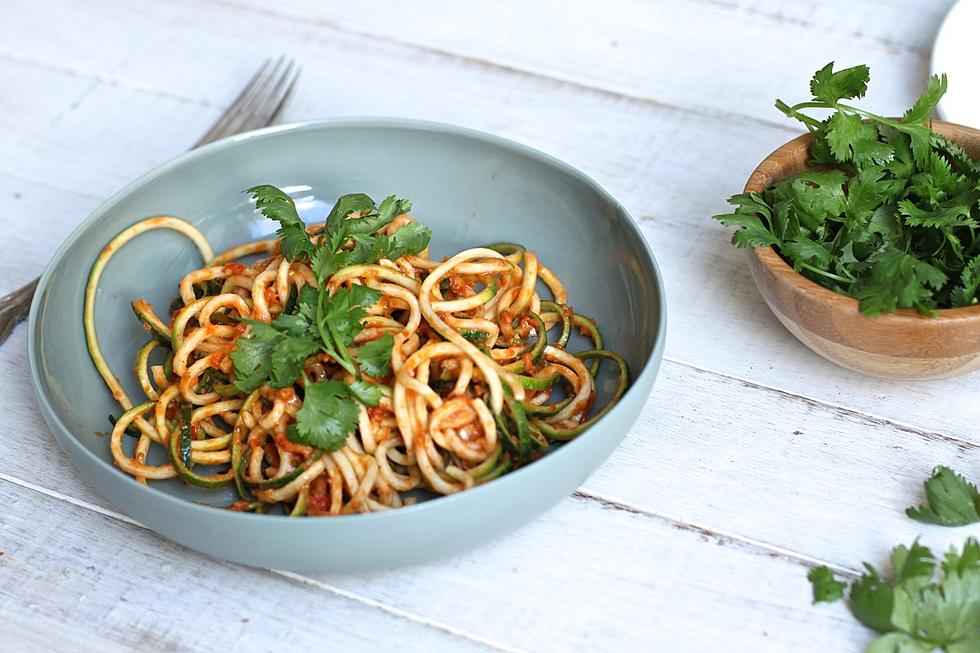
[798,262,853,284]
[782,101,906,131]
[775,99,824,131]
[314,287,358,377]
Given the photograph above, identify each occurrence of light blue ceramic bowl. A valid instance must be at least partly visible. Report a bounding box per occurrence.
[29,118,666,572]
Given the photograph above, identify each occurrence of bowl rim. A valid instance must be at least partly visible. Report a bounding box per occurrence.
[746,119,980,324]
[27,116,667,526]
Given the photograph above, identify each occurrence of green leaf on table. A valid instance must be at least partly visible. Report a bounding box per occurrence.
[906,466,980,526]
[808,566,846,604]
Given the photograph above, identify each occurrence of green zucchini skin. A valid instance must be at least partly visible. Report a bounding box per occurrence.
[131,300,172,345]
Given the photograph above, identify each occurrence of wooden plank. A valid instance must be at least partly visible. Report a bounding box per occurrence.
[2,35,979,446]
[0,0,954,127]
[0,475,875,652]
[668,0,951,54]
[1,299,973,574]
[0,173,102,288]
[0,481,505,653]
[207,0,952,123]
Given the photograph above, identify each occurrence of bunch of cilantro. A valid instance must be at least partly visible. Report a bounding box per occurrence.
[809,539,980,652]
[714,62,980,316]
[228,185,431,451]
[807,466,980,651]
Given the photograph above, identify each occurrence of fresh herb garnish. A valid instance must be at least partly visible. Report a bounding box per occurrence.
[714,62,980,316]
[808,539,980,651]
[906,466,980,527]
[808,565,847,604]
[231,186,430,450]
[286,378,363,451]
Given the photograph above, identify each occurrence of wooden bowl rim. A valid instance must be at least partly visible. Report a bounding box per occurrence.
[745,119,980,325]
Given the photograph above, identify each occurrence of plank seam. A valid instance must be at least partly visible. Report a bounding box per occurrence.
[572,489,862,577]
[660,357,980,450]
[0,48,216,108]
[0,472,523,653]
[201,0,801,135]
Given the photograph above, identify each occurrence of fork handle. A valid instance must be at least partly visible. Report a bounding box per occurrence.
[0,277,40,342]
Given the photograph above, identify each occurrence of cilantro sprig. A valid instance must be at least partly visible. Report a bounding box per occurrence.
[230,186,431,451]
[715,63,980,316]
[808,539,980,652]
[906,466,980,527]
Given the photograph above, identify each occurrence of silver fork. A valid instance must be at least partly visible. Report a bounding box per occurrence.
[0,56,301,345]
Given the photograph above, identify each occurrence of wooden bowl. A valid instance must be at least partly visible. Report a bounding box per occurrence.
[744,120,980,380]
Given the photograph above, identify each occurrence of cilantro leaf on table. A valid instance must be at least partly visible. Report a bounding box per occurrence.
[714,62,980,317]
[906,466,980,526]
[808,566,846,604]
[810,539,980,652]
[943,539,980,577]
[851,563,898,633]
[891,542,937,589]
[287,379,360,451]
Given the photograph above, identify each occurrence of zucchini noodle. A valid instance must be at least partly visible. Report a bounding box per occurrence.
[86,205,629,515]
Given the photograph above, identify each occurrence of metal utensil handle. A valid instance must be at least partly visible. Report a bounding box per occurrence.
[1,57,299,346]
[0,278,39,344]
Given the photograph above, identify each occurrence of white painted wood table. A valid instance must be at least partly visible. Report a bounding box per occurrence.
[1,1,976,651]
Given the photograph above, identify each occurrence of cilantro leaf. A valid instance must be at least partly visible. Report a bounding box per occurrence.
[287,379,359,451]
[782,236,833,270]
[809,62,870,104]
[943,539,980,577]
[347,378,384,406]
[891,542,937,589]
[826,111,884,165]
[898,192,980,229]
[851,246,948,316]
[375,221,432,261]
[325,193,376,227]
[230,316,321,391]
[846,167,895,224]
[353,333,394,378]
[808,566,846,604]
[321,285,381,354]
[865,632,932,653]
[268,335,320,388]
[851,562,896,633]
[229,321,279,392]
[906,466,980,526]
[903,74,948,125]
[310,196,426,284]
[714,193,781,248]
[810,534,980,651]
[893,567,980,647]
[247,184,315,261]
[342,194,411,237]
